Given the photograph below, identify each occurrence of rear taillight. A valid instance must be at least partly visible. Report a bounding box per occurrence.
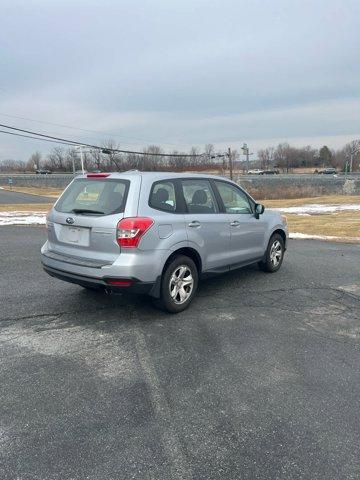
[116,217,154,248]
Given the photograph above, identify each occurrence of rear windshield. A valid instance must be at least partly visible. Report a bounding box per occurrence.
[55,178,129,215]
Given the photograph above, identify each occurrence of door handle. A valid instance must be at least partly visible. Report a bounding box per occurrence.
[230,220,240,227]
[188,221,201,228]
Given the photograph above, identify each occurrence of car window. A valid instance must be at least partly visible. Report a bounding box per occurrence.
[215,181,252,214]
[149,181,176,212]
[181,179,218,214]
[55,179,129,215]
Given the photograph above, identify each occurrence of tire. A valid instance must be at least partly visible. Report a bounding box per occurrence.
[258,233,285,273]
[154,255,199,313]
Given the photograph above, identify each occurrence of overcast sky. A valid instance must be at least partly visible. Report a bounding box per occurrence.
[1,0,359,160]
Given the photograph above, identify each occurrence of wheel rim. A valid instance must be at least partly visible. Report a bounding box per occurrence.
[270,240,283,267]
[169,265,194,305]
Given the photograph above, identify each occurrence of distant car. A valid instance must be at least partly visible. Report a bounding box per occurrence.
[75,170,88,175]
[247,169,264,175]
[317,168,337,175]
[262,169,280,175]
[35,169,52,174]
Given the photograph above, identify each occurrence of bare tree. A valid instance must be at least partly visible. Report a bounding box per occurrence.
[102,139,123,170]
[0,159,26,172]
[47,147,66,171]
[89,148,103,171]
[168,151,189,171]
[140,145,166,171]
[258,147,275,170]
[26,151,42,171]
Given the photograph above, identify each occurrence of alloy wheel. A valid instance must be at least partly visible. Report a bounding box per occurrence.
[169,265,194,304]
[270,240,283,267]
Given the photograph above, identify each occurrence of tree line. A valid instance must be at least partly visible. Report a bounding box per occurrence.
[257,141,360,172]
[0,139,359,173]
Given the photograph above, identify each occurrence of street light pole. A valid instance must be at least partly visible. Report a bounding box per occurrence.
[347,144,360,174]
[242,143,249,172]
[79,145,85,174]
[241,143,254,172]
[74,145,86,174]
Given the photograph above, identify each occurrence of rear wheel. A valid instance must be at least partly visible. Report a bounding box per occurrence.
[154,255,198,313]
[258,233,285,273]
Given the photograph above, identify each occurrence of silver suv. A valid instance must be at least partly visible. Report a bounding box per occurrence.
[41,171,288,313]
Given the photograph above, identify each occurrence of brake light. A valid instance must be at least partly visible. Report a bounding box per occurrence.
[116,217,154,248]
[87,173,110,178]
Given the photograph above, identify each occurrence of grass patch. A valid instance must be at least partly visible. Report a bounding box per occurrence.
[286,212,360,239]
[1,186,62,198]
[259,195,360,241]
[260,195,360,208]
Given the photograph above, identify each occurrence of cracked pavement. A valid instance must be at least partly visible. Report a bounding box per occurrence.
[0,226,359,480]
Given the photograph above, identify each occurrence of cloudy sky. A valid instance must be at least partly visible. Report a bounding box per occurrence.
[1,0,359,160]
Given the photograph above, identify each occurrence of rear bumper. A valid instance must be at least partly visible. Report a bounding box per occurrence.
[42,264,160,297]
[41,240,168,291]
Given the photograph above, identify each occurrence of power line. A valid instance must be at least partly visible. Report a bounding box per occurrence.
[0,123,100,148]
[0,123,206,157]
[0,129,79,146]
[0,112,191,148]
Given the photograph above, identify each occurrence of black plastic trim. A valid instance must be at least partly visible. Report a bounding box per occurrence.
[42,264,155,295]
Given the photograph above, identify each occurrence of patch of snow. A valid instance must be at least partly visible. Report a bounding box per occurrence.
[290,232,360,242]
[0,212,46,226]
[274,203,360,214]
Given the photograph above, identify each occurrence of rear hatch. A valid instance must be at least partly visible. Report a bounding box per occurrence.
[46,175,131,266]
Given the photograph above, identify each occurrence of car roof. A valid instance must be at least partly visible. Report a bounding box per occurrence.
[78,170,234,182]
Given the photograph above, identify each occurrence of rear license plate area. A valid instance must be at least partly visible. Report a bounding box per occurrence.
[59,226,90,246]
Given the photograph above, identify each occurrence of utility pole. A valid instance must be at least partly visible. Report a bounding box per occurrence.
[228,147,233,180]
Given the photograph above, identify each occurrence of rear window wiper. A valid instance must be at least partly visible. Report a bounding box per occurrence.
[71,208,105,215]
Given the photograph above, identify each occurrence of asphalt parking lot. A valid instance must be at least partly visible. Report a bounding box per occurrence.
[0,226,359,480]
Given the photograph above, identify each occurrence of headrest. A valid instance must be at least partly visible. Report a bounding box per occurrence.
[191,189,207,205]
[155,188,169,203]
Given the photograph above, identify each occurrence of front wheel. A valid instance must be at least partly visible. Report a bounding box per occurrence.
[258,234,285,273]
[154,255,198,313]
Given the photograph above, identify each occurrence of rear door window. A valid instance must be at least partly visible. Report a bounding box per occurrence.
[149,181,176,212]
[181,179,218,213]
[55,179,129,215]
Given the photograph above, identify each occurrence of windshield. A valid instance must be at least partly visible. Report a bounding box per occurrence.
[55,178,129,215]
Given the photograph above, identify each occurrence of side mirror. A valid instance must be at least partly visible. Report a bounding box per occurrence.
[255,203,265,219]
